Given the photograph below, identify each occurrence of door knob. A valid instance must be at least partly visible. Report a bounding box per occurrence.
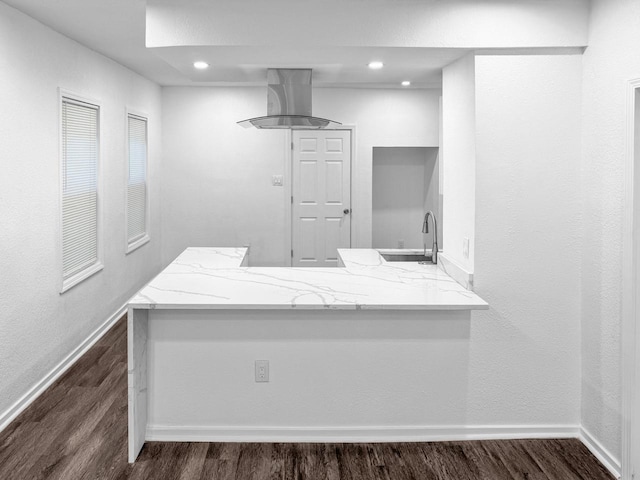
[343,208,351,214]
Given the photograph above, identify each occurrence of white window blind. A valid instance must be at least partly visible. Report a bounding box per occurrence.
[127,114,148,249]
[61,97,100,283]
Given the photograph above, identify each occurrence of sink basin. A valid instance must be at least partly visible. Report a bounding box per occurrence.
[381,253,432,262]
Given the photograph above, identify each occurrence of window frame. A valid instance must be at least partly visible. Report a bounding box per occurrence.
[125,108,150,254]
[58,89,104,293]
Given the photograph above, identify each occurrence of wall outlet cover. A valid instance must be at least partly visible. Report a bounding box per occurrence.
[255,360,269,382]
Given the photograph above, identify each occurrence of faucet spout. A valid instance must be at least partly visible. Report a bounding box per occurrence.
[422,211,438,264]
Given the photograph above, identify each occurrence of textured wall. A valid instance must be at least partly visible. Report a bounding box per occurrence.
[581,0,640,463]
[442,53,476,272]
[0,3,163,421]
[160,87,286,267]
[473,55,583,426]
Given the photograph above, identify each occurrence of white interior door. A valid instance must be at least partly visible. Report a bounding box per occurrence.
[292,130,351,267]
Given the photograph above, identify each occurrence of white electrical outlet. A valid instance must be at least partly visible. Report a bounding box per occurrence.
[398,239,405,249]
[463,238,470,259]
[271,175,283,186]
[255,360,269,382]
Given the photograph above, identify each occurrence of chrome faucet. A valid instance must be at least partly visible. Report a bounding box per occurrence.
[422,211,438,264]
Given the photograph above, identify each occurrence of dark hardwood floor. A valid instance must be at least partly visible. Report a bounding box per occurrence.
[0,316,614,480]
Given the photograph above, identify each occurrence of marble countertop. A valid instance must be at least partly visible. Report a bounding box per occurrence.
[128,247,488,310]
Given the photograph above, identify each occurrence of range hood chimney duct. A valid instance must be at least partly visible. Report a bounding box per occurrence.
[237,69,341,129]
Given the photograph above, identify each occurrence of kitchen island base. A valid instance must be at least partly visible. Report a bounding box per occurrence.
[127,248,487,462]
[128,308,474,462]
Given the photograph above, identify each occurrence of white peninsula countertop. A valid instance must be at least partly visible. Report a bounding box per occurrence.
[129,247,487,311]
[127,247,488,462]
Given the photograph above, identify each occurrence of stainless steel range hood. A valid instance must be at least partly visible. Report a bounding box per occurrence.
[237,69,341,129]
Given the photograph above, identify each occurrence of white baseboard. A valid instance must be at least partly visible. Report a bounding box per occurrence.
[0,303,127,434]
[147,424,580,443]
[579,427,622,479]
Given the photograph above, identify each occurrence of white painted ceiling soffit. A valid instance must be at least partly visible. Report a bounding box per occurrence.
[146,0,589,87]
[2,0,590,87]
[146,0,589,49]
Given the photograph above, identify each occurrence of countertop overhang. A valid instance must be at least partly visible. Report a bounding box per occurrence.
[128,248,488,311]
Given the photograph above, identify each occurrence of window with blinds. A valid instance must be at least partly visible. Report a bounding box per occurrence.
[61,96,102,291]
[126,113,149,252]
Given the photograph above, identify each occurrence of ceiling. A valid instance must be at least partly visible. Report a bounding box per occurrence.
[2,0,467,89]
[2,0,186,85]
[154,46,467,88]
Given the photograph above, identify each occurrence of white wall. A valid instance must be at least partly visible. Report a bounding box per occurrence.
[315,89,440,249]
[160,87,288,266]
[581,0,640,463]
[372,147,440,250]
[424,149,443,250]
[0,2,162,423]
[161,87,440,266]
[148,310,477,434]
[473,54,583,428]
[442,53,476,271]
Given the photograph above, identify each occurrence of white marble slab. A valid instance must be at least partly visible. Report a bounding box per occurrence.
[127,247,487,461]
[127,308,148,462]
[129,247,488,311]
[437,252,475,291]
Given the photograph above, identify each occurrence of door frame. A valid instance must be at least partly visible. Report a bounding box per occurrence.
[622,77,640,480]
[283,126,357,267]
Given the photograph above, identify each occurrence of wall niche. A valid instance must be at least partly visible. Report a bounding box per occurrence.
[372,146,442,250]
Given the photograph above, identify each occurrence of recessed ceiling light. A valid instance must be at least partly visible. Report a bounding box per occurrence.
[368,61,384,70]
[193,61,209,70]
[401,80,411,87]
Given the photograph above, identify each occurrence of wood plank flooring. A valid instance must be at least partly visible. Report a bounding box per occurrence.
[0,316,614,480]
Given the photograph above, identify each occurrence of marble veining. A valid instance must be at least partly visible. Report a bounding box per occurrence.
[128,248,488,310]
[127,308,148,462]
[128,247,486,461]
[436,252,475,291]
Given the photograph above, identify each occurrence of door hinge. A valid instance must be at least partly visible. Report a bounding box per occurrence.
[291,141,294,150]
[291,195,293,204]
[291,249,294,258]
